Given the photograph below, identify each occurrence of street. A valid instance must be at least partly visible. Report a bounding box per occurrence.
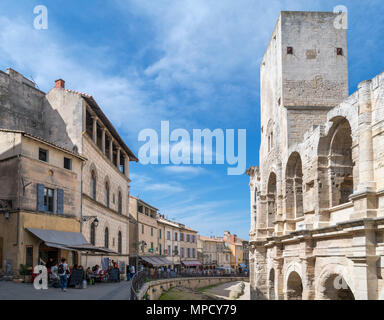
[0,280,132,300]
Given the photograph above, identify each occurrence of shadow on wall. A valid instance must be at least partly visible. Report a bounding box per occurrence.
[0,69,75,152]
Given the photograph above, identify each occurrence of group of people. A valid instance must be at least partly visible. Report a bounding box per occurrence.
[44,258,125,291]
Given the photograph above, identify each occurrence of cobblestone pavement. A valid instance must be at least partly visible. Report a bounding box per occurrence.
[0,280,132,300]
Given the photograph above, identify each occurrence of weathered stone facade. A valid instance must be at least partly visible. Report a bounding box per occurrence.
[248,11,384,300]
[46,83,138,268]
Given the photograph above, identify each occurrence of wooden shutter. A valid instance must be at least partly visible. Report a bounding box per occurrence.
[57,189,64,214]
[36,184,44,211]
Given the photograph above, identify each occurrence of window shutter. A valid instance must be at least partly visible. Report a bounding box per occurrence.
[57,189,64,214]
[36,184,44,211]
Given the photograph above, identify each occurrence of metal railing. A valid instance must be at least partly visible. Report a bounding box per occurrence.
[129,268,248,300]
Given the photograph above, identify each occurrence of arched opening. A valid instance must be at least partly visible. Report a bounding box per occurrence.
[269,269,276,300]
[267,172,277,236]
[285,152,303,221]
[118,231,122,254]
[287,271,303,300]
[104,227,109,248]
[90,222,96,245]
[118,191,122,214]
[321,274,355,300]
[90,169,97,200]
[328,118,353,206]
[105,181,110,208]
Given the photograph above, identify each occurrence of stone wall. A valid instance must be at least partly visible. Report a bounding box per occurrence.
[137,276,249,300]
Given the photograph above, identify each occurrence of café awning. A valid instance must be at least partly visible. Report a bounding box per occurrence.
[140,256,172,266]
[182,260,202,267]
[26,228,113,253]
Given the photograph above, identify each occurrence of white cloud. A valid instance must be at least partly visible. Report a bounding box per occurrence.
[129,172,184,196]
[162,166,206,175]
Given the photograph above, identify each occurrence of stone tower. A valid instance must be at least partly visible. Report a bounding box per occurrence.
[260,11,349,164]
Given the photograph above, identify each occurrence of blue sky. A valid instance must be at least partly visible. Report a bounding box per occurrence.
[0,0,383,240]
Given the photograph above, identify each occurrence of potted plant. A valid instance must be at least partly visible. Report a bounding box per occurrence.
[19,264,31,283]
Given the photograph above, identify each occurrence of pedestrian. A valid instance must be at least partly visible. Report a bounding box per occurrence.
[58,258,69,292]
[130,265,135,279]
[126,265,130,281]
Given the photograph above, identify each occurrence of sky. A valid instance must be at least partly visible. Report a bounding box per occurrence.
[0,0,383,240]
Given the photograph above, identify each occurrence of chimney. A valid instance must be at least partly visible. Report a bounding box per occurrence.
[55,79,65,89]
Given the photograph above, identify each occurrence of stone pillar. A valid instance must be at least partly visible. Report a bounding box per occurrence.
[124,155,130,178]
[117,147,121,169]
[101,128,106,154]
[109,138,113,162]
[250,186,256,231]
[352,80,377,220]
[275,257,285,300]
[349,221,378,300]
[357,80,375,192]
[251,243,268,300]
[301,257,316,300]
[92,116,98,144]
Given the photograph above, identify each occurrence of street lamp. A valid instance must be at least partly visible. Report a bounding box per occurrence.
[82,216,99,227]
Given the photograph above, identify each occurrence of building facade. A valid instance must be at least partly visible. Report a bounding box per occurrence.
[0,130,85,273]
[128,196,161,267]
[158,217,181,267]
[179,226,199,268]
[248,11,384,300]
[46,80,138,268]
[223,231,247,272]
[197,235,231,268]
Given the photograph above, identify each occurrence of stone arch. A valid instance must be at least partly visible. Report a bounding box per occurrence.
[104,225,109,249]
[284,261,303,300]
[267,172,277,236]
[117,187,123,214]
[328,117,354,206]
[268,268,276,300]
[90,221,96,246]
[104,176,111,208]
[117,230,122,254]
[286,271,303,300]
[316,264,355,300]
[89,163,98,200]
[285,152,304,224]
[317,117,354,212]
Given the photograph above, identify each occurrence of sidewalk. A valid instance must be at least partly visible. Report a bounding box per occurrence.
[0,280,132,300]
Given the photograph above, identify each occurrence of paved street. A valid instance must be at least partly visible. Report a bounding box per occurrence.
[0,280,132,300]
[204,281,250,300]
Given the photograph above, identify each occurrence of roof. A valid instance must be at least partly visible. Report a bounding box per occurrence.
[198,235,224,243]
[157,218,181,228]
[80,94,138,162]
[0,128,87,161]
[181,226,198,233]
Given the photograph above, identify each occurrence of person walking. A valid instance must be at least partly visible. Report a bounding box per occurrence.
[130,265,135,279]
[58,258,69,292]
